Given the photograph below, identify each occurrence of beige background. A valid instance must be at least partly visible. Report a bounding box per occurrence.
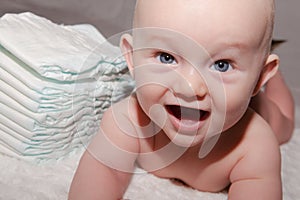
[273,0,300,106]
[0,0,299,107]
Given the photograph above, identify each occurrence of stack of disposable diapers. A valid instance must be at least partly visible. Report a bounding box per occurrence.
[0,12,134,161]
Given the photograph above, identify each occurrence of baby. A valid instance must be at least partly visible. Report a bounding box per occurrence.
[69,0,295,199]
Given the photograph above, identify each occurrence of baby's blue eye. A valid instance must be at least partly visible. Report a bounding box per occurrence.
[156,53,177,65]
[210,60,233,72]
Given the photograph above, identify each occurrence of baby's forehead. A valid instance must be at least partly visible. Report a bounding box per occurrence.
[134,0,274,51]
[134,0,273,25]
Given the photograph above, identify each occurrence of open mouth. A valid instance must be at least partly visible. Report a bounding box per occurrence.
[165,105,209,122]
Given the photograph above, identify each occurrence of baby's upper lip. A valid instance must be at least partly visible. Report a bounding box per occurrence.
[164,90,211,111]
[164,100,210,112]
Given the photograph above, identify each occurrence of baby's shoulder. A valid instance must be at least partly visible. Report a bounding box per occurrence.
[109,94,148,124]
[216,108,279,161]
[103,95,137,120]
[98,95,142,154]
[102,94,151,136]
[225,109,281,186]
[240,108,277,141]
[228,108,279,156]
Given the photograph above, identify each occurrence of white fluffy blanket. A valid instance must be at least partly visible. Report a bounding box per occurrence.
[0,107,299,200]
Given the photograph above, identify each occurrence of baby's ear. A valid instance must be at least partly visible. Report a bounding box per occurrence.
[120,34,134,76]
[252,54,279,96]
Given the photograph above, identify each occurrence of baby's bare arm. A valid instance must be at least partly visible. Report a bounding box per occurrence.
[68,150,132,200]
[69,104,139,199]
[229,152,281,200]
[228,117,282,200]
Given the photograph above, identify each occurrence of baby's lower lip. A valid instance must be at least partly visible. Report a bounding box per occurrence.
[165,105,209,134]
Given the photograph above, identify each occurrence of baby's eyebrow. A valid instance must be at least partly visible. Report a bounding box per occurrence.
[220,41,250,50]
[199,40,249,58]
[143,35,177,47]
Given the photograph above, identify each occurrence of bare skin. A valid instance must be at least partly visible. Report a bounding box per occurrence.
[250,71,295,144]
[69,97,282,200]
[69,0,294,199]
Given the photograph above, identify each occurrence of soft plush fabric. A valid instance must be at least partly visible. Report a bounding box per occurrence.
[0,118,299,199]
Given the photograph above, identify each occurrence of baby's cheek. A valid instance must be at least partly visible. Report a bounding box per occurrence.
[225,94,250,127]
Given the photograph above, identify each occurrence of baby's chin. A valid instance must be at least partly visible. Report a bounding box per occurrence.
[170,133,206,148]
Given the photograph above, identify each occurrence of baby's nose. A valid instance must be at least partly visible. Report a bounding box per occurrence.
[173,66,208,99]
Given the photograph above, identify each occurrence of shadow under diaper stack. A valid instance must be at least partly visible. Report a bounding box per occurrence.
[0,12,134,161]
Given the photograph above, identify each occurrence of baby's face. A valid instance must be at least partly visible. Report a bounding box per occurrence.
[122,0,273,147]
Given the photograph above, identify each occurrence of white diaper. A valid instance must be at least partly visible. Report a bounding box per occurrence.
[0,12,134,161]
